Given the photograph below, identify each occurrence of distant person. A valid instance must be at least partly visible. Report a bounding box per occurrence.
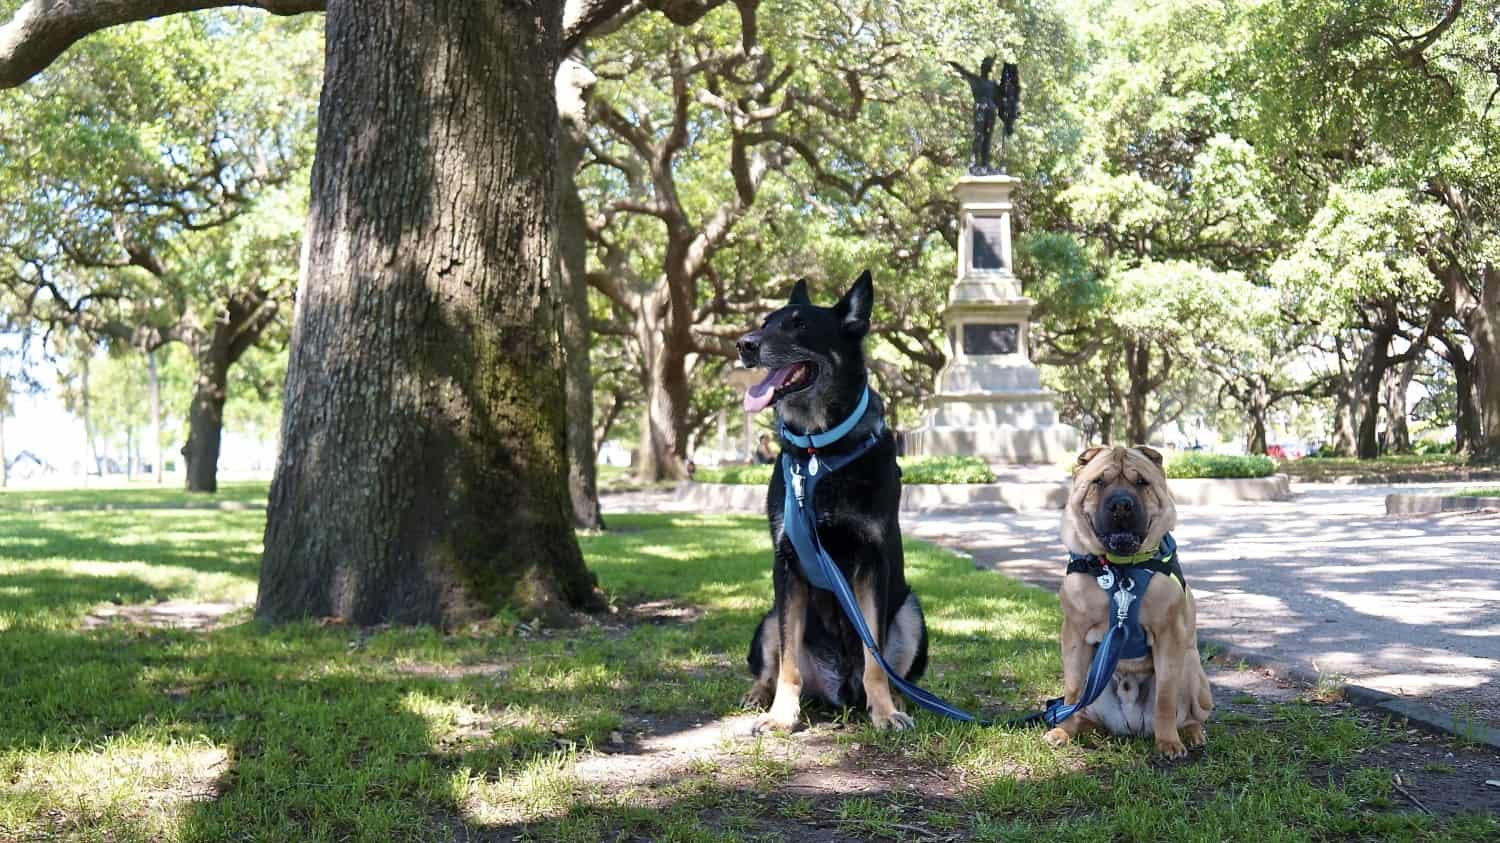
[755,434,775,465]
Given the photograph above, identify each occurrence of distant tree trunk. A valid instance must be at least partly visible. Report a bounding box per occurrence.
[147,350,163,484]
[1122,338,1167,445]
[1463,266,1500,458]
[257,0,603,627]
[80,353,100,475]
[557,59,603,529]
[1,413,7,488]
[1436,329,1481,454]
[635,302,692,482]
[1245,380,1269,455]
[183,344,229,493]
[1383,364,1412,454]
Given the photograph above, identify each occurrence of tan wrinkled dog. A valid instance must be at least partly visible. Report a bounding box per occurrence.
[1044,446,1213,759]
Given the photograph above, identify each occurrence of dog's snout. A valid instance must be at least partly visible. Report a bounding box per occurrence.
[1104,491,1136,525]
[737,331,762,365]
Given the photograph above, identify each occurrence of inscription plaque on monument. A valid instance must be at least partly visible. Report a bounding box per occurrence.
[971,215,1006,271]
[963,322,1019,355]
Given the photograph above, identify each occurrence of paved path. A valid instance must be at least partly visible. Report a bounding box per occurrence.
[604,482,1500,729]
[901,482,1500,729]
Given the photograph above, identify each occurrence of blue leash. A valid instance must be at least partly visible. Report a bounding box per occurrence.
[1027,556,1160,728]
[779,390,981,724]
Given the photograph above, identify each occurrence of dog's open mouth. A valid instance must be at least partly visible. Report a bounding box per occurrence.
[743,362,816,413]
[1101,531,1144,556]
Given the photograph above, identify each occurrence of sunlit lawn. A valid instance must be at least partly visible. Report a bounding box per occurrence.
[0,484,1494,841]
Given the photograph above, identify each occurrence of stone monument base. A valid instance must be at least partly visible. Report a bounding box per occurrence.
[906,423,1082,465]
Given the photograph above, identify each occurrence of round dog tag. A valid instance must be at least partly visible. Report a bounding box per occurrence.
[1095,566,1115,591]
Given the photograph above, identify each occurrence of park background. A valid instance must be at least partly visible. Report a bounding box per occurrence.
[1,0,1498,840]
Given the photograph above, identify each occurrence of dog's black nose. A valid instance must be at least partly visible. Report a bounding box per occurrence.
[1104,491,1135,525]
[737,331,762,365]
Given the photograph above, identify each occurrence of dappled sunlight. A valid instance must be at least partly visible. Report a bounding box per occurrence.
[0,733,228,839]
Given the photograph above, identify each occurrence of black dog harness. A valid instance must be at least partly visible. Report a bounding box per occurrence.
[779,386,982,723]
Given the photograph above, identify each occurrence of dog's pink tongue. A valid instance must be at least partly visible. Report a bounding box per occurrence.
[743,365,796,413]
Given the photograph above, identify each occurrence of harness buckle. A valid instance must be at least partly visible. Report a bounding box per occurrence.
[1112,586,1135,623]
[1094,565,1115,591]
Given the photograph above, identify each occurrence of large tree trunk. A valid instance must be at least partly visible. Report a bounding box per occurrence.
[1437,330,1482,454]
[183,345,228,493]
[1122,339,1156,445]
[557,59,603,530]
[1465,266,1500,458]
[1383,363,1412,454]
[257,0,602,628]
[1245,381,1269,455]
[633,299,692,482]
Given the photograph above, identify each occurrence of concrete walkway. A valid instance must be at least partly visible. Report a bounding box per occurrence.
[603,481,1500,730]
[901,482,1500,730]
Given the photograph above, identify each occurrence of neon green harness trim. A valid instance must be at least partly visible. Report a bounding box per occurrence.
[1104,544,1164,565]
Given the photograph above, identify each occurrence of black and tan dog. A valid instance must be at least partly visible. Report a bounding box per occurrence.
[737,271,928,733]
[1044,446,1213,758]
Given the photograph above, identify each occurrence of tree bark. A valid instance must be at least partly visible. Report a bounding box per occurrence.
[0,412,7,488]
[1436,328,1481,454]
[1383,363,1412,453]
[257,0,602,628]
[1462,266,1500,458]
[557,59,604,529]
[183,344,228,493]
[1245,380,1269,455]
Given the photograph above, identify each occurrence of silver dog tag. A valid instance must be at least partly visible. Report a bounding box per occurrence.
[807,454,821,476]
[1095,566,1115,591]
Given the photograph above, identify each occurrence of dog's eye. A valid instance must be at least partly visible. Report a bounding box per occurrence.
[1134,476,1150,487]
[787,314,805,329]
[1091,477,1106,487]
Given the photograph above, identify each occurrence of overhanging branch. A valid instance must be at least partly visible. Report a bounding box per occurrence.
[0,0,323,89]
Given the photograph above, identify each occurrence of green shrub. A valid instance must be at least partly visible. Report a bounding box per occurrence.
[694,455,995,485]
[1412,438,1457,456]
[898,455,996,484]
[1164,452,1274,479]
[694,463,774,485]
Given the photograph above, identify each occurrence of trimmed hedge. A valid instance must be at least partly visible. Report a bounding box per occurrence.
[694,455,995,485]
[1164,452,1274,479]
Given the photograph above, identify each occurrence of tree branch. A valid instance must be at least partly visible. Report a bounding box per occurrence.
[0,0,323,89]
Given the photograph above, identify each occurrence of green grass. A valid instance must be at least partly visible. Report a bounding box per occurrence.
[696,455,996,485]
[1164,453,1275,479]
[1457,487,1500,498]
[0,484,1493,841]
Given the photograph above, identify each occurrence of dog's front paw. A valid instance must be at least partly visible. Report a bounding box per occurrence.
[752,711,800,734]
[1155,734,1188,759]
[1181,722,1207,748]
[742,682,774,710]
[869,708,915,732]
[1042,727,1071,747]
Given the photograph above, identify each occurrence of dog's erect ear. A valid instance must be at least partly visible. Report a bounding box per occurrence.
[1134,446,1164,467]
[788,279,812,305]
[834,270,873,337]
[1075,446,1107,469]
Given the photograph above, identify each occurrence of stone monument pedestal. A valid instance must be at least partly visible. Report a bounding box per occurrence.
[907,175,1082,464]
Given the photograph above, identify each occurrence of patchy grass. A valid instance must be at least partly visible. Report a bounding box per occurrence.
[696,455,995,485]
[1279,453,1496,482]
[1456,487,1500,498]
[0,486,1494,841]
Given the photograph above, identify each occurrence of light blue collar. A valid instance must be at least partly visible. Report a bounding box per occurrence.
[780,385,870,450]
